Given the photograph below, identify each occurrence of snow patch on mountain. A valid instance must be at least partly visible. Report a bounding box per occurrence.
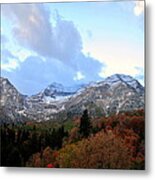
[0,74,144,123]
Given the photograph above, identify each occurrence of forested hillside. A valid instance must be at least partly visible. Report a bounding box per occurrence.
[1,109,145,169]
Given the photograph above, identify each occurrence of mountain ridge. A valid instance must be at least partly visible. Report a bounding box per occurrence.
[0,74,144,123]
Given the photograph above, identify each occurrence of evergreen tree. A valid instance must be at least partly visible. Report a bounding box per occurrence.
[79,109,91,137]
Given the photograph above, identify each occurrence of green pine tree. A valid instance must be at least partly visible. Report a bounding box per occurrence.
[79,109,91,138]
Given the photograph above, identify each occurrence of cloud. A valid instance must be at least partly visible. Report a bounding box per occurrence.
[1,53,103,95]
[99,64,144,86]
[1,49,20,71]
[53,15,82,64]
[1,49,15,61]
[75,53,104,82]
[119,1,144,17]
[99,65,140,79]
[1,55,76,95]
[1,4,82,64]
[73,71,85,81]
[2,59,19,72]
[2,4,53,57]
[1,3,104,95]
[134,1,144,16]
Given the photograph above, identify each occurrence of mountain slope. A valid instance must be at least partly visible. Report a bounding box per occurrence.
[65,74,144,117]
[0,74,144,123]
[0,77,27,123]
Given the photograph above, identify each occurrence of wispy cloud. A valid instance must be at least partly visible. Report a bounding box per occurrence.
[1,49,20,71]
[2,61,19,72]
[73,71,85,81]
[134,1,144,16]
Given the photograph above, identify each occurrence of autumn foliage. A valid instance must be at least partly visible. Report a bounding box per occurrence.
[0,109,145,169]
[58,130,132,169]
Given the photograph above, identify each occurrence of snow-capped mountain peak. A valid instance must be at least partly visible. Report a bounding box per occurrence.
[45,82,87,93]
[102,74,144,93]
[0,74,144,123]
[105,74,133,83]
[30,83,87,104]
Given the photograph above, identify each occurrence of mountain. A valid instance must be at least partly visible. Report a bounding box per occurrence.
[103,74,144,94]
[0,77,27,123]
[65,74,144,117]
[29,82,86,103]
[0,74,144,123]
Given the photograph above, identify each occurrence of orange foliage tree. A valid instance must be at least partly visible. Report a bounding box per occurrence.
[57,130,133,169]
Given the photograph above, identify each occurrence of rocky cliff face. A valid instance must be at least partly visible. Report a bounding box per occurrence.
[65,74,144,117]
[0,77,27,123]
[0,74,144,123]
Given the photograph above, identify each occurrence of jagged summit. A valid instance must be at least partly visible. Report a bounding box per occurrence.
[96,74,144,94]
[45,82,86,93]
[105,74,134,82]
[0,74,144,122]
[104,74,141,84]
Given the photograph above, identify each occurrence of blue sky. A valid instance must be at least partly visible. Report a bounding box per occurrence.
[1,1,144,95]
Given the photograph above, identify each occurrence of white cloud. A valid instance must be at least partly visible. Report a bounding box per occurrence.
[1,59,20,72]
[98,65,140,79]
[73,71,85,81]
[14,49,34,62]
[134,1,144,16]
[83,37,144,79]
[99,63,144,86]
